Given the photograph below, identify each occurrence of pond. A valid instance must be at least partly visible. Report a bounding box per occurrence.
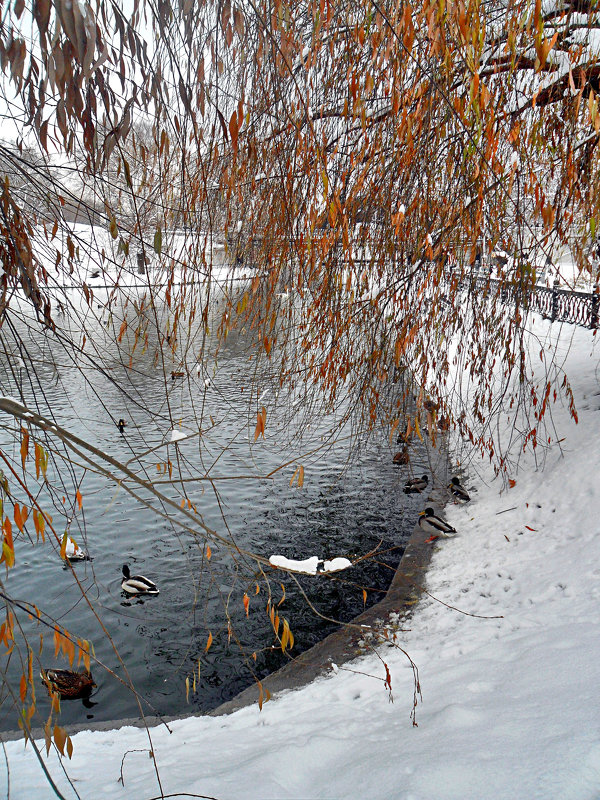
[0,277,431,732]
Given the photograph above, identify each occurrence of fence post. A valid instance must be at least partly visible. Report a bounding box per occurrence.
[591,284,600,330]
[551,278,559,322]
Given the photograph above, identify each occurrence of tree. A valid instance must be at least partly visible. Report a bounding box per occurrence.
[0,0,595,791]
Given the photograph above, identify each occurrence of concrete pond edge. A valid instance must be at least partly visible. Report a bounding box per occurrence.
[207,486,447,717]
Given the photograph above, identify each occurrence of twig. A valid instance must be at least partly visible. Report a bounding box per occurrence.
[421,588,504,619]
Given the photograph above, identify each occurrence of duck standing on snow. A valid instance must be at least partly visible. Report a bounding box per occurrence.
[404,475,429,494]
[121,564,159,595]
[418,507,457,541]
[40,668,95,699]
[448,476,470,502]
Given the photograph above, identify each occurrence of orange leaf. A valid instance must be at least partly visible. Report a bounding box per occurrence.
[243,592,250,617]
[53,725,66,756]
[253,407,266,441]
[20,428,29,471]
[362,588,367,606]
[35,442,41,479]
[290,465,305,487]
[206,545,212,560]
[44,722,52,756]
[508,479,516,488]
[76,490,83,510]
[205,631,213,652]
[19,674,26,702]
[229,111,239,151]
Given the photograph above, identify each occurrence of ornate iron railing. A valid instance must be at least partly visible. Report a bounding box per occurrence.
[470,277,600,330]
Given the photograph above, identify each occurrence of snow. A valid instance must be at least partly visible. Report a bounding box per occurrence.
[168,428,188,443]
[4,314,600,799]
[269,554,321,574]
[268,555,353,574]
[322,557,352,572]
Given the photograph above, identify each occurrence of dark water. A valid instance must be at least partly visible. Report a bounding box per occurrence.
[0,283,430,732]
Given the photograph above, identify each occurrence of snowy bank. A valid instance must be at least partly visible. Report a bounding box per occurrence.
[3,315,600,799]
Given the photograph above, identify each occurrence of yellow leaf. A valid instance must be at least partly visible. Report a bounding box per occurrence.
[34,510,45,541]
[414,416,423,442]
[277,583,286,607]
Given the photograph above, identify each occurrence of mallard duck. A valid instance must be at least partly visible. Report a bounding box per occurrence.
[393,448,409,465]
[121,564,159,595]
[171,370,185,379]
[418,507,457,541]
[40,668,95,699]
[65,537,88,561]
[404,474,429,494]
[117,418,127,433]
[449,476,470,502]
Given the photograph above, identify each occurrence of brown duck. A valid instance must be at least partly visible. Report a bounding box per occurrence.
[40,668,95,699]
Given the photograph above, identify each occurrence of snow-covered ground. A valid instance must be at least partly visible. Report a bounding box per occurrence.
[3,314,600,799]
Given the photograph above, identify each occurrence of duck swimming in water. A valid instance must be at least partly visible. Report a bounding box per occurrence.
[40,668,95,699]
[404,475,429,494]
[418,507,457,541]
[121,564,159,595]
[448,476,470,502]
[393,448,410,465]
[64,537,88,561]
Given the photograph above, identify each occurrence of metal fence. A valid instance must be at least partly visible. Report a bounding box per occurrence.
[470,276,600,330]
